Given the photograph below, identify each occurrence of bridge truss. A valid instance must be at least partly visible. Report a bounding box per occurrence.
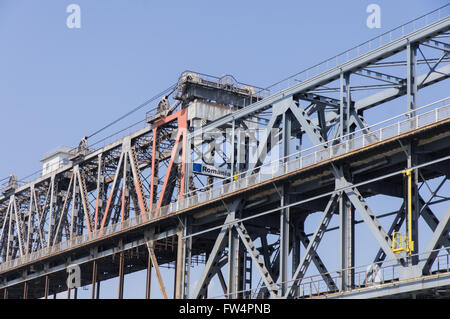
[0,5,449,299]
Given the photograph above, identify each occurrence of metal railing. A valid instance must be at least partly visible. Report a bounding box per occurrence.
[184,97,450,198]
[290,248,450,299]
[205,247,450,299]
[1,97,449,272]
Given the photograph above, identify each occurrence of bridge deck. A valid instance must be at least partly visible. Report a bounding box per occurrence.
[1,99,450,298]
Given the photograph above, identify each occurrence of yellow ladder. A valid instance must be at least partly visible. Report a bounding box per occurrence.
[392,169,415,255]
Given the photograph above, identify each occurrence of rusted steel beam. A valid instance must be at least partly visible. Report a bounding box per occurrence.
[118,251,125,299]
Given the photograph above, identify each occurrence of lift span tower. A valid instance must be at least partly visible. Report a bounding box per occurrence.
[0,5,450,299]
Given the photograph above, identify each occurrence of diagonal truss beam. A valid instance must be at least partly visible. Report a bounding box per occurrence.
[246,100,289,176]
[344,186,402,264]
[298,229,337,291]
[420,200,450,274]
[420,197,450,253]
[76,168,93,233]
[371,202,406,265]
[235,221,279,298]
[285,193,339,298]
[146,240,168,299]
[12,197,24,257]
[53,172,74,246]
[100,152,124,229]
[192,201,241,299]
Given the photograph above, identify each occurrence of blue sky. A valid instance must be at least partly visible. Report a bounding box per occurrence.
[0,0,448,298]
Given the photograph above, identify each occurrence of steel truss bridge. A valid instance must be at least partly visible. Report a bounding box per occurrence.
[0,5,450,299]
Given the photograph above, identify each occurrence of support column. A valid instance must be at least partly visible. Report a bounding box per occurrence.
[339,72,351,137]
[47,176,56,246]
[405,44,418,261]
[146,251,152,299]
[96,281,101,299]
[280,112,291,296]
[236,123,243,174]
[227,227,241,299]
[280,203,290,296]
[407,42,418,115]
[338,72,355,290]
[118,251,125,299]
[44,275,49,299]
[184,217,192,299]
[23,281,28,300]
[175,230,185,299]
[339,192,355,291]
[292,219,302,279]
[407,143,420,265]
[91,260,97,299]
[230,119,236,176]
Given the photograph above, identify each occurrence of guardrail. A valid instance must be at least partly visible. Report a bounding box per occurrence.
[1,97,449,272]
[184,97,450,198]
[289,248,450,299]
[207,247,450,299]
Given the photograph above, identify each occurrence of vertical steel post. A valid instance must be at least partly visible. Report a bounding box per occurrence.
[339,72,351,137]
[47,175,56,246]
[146,250,152,299]
[236,124,242,174]
[184,125,192,197]
[26,187,33,256]
[96,281,101,299]
[407,42,418,116]
[280,111,291,296]
[338,71,355,291]
[23,281,28,299]
[230,119,236,176]
[407,144,420,265]
[227,227,240,299]
[120,154,128,222]
[183,216,192,299]
[280,198,290,296]
[118,251,125,299]
[44,275,49,299]
[150,127,158,212]
[91,260,97,299]
[292,220,302,279]
[406,42,419,266]
[339,192,355,291]
[175,230,184,299]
